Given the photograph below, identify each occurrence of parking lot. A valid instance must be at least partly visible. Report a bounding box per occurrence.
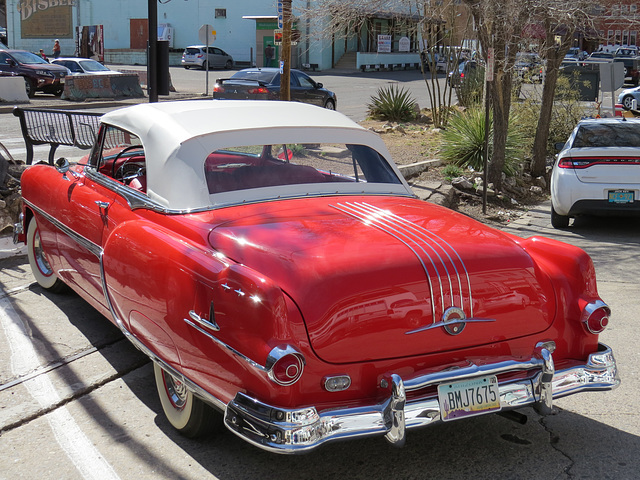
[0,67,639,479]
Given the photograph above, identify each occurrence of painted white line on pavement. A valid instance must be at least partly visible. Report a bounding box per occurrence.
[0,295,121,480]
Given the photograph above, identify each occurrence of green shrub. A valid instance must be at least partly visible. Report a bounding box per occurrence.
[442,164,464,180]
[367,84,417,122]
[440,107,524,176]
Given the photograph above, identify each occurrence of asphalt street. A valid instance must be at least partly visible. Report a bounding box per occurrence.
[0,67,638,479]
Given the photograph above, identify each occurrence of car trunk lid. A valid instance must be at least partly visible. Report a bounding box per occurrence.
[208,197,556,364]
[564,147,640,184]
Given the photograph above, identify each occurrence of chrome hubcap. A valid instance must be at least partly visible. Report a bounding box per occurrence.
[33,229,53,276]
[163,371,188,410]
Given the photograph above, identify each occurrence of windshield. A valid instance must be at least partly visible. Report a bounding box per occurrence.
[573,123,640,148]
[12,51,49,65]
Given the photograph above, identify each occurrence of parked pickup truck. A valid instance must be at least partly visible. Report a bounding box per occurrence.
[614,48,640,86]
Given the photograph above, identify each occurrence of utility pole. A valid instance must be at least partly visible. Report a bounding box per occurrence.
[148,0,158,103]
[280,0,292,101]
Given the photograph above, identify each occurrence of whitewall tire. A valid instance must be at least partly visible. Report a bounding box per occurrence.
[26,219,66,292]
[153,363,221,438]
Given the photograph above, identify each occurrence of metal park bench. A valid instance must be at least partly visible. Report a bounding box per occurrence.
[12,107,102,165]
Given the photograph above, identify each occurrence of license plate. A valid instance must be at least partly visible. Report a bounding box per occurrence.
[608,190,634,204]
[438,375,501,421]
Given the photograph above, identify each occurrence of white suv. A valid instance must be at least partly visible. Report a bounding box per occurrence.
[181,45,233,70]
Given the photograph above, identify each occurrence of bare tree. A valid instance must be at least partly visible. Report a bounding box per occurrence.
[413,0,475,128]
[462,0,531,190]
[528,3,597,177]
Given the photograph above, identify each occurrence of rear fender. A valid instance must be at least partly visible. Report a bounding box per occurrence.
[101,220,302,370]
[514,235,602,354]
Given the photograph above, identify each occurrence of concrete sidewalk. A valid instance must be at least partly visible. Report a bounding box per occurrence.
[0,234,26,260]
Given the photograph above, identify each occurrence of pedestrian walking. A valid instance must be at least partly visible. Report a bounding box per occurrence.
[264,44,275,67]
[52,39,61,59]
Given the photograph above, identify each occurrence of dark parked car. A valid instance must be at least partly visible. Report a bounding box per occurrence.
[447,60,481,87]
[0,49,68,97]
[213,67,337,109]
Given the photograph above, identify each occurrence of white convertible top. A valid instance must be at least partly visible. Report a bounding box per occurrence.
[100,100,406,210]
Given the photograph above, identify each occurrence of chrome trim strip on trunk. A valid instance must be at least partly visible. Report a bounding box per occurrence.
[354,201,473,316]
[331,201,475,322]
[224,343,619,454]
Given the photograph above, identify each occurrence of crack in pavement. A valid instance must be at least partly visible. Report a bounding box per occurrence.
[0,356,149,434]
[539,410,575,479]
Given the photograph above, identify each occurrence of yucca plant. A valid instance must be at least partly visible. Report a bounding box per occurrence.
[440,108,523,176]
[367,84,417,122]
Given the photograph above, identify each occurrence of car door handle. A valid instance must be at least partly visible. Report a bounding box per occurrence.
[95,201,109,212]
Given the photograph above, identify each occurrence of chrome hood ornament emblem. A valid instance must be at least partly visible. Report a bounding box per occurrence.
[404,306,496,336]
[442,306,466,335]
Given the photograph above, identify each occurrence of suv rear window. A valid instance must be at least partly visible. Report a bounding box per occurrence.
[573,123,640,148]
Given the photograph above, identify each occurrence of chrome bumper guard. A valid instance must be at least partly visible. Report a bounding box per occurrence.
[224,342,619,454]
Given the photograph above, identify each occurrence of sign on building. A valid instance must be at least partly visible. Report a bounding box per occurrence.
[377,35,392,53]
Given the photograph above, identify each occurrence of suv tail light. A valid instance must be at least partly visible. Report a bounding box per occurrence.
[582,300,611,334]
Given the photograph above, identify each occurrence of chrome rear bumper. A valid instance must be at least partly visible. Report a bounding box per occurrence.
[224,342,619,454]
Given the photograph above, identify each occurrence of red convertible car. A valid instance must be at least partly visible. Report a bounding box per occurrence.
[15,100,619,453]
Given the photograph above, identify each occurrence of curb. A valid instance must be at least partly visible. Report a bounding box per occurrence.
[0,235,26,260]
[398,159,442,179]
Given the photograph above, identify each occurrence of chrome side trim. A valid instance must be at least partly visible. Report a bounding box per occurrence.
[84,165,414,215]
[189,309,220,332]
[23,199,102,257]
[85,167,161,211]
[96,254,227,411]
[224,343,619,454]
[183,318,267,372]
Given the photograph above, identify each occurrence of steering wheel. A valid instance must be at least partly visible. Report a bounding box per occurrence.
[115,162,145,185]
[111,145,144,178]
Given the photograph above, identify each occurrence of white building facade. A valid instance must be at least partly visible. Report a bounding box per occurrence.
[4,1,420,71]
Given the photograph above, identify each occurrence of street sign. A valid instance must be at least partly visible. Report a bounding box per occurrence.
[600,62,625,91]
[277,0,283,29]
[198,24,216,45]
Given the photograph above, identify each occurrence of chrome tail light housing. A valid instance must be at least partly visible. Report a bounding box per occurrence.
[266,345,305,386]
[582,300,611,334]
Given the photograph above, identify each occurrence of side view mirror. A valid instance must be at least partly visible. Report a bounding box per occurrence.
[554,142,566,151]
[316,82,323,89]
[55,157,76,181]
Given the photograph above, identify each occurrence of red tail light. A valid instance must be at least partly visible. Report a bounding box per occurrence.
[558,157,576,168]
[213,85,224,93]
[248,87,269,94]
[582,300,611,334]
[266,346,305,386]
